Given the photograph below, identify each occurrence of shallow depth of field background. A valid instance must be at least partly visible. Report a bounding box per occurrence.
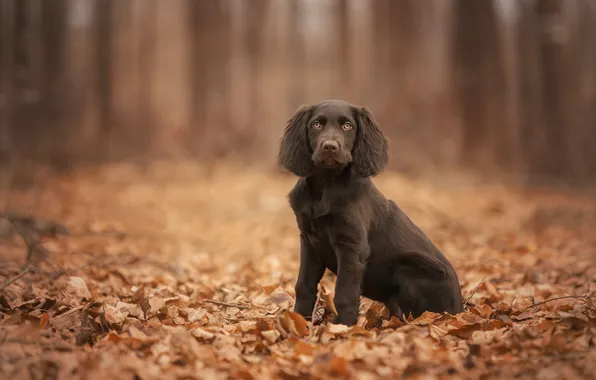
[1,0,595,184]
[1,1,596,379]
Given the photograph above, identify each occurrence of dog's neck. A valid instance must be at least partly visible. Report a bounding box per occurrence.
[303,164,372,194]
[306,164,351,184]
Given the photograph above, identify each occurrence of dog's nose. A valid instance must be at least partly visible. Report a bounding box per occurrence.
[322,141,339,152]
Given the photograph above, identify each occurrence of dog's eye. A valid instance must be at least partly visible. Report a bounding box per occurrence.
[342,122,353,131]
[312,121,322,129]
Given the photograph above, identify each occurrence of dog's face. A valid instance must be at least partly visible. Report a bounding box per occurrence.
[278,99,389,177]
[308,102,357,169]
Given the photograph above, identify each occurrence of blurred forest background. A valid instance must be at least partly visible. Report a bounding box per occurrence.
[1,0,596,186]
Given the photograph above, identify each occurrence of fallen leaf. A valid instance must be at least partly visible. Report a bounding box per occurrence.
[319,284,338,316]
[277,311,309,337]
[260,329,280,344]
[64,276,92,300]
[190,327,215,341]
[103,304,126,324]
[116,301,145,320]
[412,311,442,325]
[39,312,49,329]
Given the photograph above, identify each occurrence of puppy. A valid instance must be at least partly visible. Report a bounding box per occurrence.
[278,100,463,326]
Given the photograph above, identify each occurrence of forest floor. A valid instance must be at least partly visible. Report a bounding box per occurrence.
[0,160,595,380]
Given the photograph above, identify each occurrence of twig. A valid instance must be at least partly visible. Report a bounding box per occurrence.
[0,266,32,290]
[463,276,486,309]
[203,299,249,309]
[1,213,49,265]
[54,304,85,319]
[525,295,589,310]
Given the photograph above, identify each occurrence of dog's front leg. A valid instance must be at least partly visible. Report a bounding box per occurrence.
[294,236,325,319]
[333,243,368,326]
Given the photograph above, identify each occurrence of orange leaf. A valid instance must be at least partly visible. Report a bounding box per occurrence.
[428,323,448,341]
[294,340,316,357]
[412,311,441,325]
[278,311,309,337]
[39,312,50,329]
[328,356,349,377]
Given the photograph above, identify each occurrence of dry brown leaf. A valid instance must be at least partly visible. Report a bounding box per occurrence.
[470,304,494,319]
[262,287,293,311]
[116,301,145,320]
[327,323,350,335]
[63,276,92,300]
[381,316,404,329]
[319,284,338,316]
[428,323,448,341]
[189,327,216,341]
[294,339,316,357]
[412,311,442,325]
[3,161,595,379]
[147,297,166,316]
[103,304,126,324]
[278,310,309,337]
[180,307,207,323]
[260,329,280,344]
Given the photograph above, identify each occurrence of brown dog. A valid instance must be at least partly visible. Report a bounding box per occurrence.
[278,100,463,325]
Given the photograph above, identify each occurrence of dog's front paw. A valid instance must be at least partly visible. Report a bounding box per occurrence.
[333,313,358,326]
[294,300,315,319]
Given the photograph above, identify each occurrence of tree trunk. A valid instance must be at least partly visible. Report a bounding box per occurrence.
[336,0,351,99]
[187,0,210,135]
[288,0,305,110]
[0,0,16,163]
[452,0,506,169]
[136,0,157,153]
[95,0,113,136]
[245,1,268,131]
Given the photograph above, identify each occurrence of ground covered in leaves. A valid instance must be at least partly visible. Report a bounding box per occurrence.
[1,161,595,379]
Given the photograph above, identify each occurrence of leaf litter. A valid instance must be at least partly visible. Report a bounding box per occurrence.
[1,161,595,379]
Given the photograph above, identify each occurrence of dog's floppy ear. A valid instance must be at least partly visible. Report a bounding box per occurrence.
[277,104,314,176]
[352,106,389,177]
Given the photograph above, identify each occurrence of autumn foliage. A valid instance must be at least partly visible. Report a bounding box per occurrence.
[1,162,595,379]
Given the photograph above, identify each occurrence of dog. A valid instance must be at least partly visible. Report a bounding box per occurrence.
[277,100,463,326]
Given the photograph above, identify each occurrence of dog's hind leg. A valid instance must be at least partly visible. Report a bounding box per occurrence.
[386,296,405,321]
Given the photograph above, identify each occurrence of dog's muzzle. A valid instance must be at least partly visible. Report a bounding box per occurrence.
[313,140,351,167]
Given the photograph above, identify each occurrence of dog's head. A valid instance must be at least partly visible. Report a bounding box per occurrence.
[277,100,389,177]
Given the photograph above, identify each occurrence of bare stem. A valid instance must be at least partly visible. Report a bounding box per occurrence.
[463,276,486,309]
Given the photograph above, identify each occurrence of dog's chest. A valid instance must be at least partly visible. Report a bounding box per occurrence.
[299,215,339,274]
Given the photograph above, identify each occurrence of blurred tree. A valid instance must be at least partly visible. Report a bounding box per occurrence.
[135,0,156,153]
[0,0,16,164]
[288,0,305,110]
[187,0,211,135]
[40,0,68,164]
[0,0,594,185]
[452,0,507,169]
[245,0,268,131]
[517,0,596,182]
[95,0,113,139]
[336,0,351,98]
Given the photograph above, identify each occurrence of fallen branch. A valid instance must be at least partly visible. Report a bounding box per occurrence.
[1,215,46,265]
[0,266,32,290]
[0,212,70,290]
[463,276,486,309]
[203,299,249,309]
[525,295,589,310]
